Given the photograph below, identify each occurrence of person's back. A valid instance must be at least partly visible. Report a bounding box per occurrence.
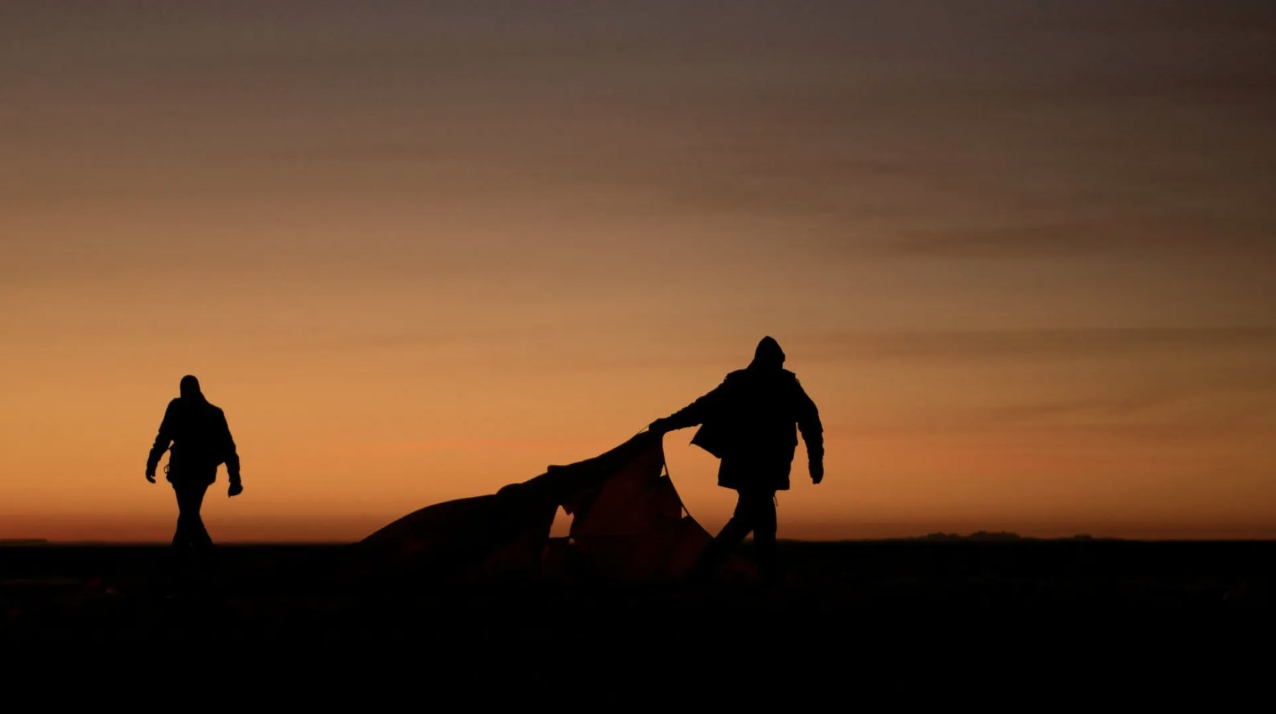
[698,365,816,487]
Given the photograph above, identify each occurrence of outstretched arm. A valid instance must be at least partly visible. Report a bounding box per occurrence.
[795,380,824,483]
[145,402,176,482]
[650,379,730,433]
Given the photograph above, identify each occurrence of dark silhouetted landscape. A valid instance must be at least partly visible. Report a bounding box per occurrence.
[2,539,1271,698]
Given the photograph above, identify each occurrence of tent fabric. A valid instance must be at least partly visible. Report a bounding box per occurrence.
[356,494,559,581]
[356,432,755,582]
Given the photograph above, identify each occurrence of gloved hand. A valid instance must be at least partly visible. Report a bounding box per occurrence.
[228,481,243,497]
[811,461,824,485]
[145,469,156,484]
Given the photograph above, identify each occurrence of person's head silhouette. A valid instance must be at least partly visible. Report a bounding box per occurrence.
[179,375,204,401]
[751,336,785,370]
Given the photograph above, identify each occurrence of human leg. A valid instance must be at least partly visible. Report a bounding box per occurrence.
[171,483,188,549]
[742,490,779,583]
[687,490,756,581]
[173,480,212,551]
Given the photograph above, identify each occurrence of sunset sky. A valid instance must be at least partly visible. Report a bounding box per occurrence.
[2,1,1274,542]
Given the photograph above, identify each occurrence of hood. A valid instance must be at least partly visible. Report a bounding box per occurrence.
[750,336,786,370]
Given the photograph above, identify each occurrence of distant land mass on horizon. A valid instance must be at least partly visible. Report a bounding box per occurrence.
[896,532,1111,542]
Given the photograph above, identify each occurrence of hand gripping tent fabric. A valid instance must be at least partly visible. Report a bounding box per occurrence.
[355,432,755,583]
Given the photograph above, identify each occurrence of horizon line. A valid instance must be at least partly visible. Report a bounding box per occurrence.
[8,536,1276,546]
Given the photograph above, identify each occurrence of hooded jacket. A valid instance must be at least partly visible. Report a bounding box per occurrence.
[659,337,823,491]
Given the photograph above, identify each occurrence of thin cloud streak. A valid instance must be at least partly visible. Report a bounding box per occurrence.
[340,438,622,456]
[800,326,1276,361]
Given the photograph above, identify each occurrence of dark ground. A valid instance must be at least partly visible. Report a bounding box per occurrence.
[2,540,1272,700]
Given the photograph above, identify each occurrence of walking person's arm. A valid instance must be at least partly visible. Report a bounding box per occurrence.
[145,401,177,484]
[795,380,824,484]
[219,411,243,497]
[649,378,731,434]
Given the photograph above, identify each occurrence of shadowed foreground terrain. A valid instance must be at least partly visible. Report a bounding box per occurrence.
[2,541,1272,698]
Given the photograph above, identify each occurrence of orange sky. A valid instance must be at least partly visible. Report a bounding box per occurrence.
[2,1,1274,542]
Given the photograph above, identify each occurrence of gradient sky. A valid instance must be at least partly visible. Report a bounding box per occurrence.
[2,1,1274,542]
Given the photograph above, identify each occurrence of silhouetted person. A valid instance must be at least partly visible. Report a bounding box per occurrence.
[649,336,823,584]
[145,375,242,554]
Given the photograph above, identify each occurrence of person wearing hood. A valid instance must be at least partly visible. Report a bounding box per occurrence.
[649,336,823,584]
[145,375,242,552]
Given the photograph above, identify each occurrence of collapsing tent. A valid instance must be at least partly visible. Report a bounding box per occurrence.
[355,431,754,582]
